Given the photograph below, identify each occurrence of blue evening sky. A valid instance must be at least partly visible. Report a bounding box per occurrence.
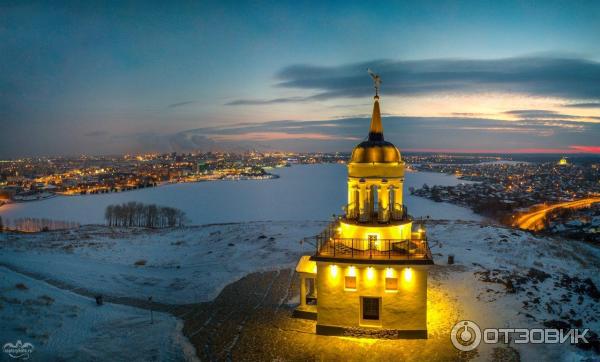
[1,0,599,156]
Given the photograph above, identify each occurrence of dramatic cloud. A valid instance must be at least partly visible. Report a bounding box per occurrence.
[167,101,197,108]
[504,109,578,119]
[210,132,359,142]
[569,145,600,153]
[563,102,600,108]
[229,57,600,105]
[503,109,600,121]
[403,147,600,154]
[225,96,315,106]
[158,115,600,154]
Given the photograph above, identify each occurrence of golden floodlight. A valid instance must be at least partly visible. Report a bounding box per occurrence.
[347,265,356,277]
[330,264,338,277]
[366,267,375,280]
[403,267,413,282]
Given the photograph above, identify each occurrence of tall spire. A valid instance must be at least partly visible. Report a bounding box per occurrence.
[368,95,384,141]
[367,69,384,141]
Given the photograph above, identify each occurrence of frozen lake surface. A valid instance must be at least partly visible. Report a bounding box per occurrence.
[0,164,482,225]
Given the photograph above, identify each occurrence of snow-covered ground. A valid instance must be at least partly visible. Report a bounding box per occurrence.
[1,220,598,360]
[426,220,600,361]
[0,266,198,361]
[0,221,326,304]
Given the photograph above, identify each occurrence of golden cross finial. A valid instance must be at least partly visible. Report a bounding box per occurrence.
[367,69,381,97]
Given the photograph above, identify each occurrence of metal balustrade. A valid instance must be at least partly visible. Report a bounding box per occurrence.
[312,221,432,261]
[315,237,431,260]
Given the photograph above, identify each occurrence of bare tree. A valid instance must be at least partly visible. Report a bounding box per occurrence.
[105,205,114,227]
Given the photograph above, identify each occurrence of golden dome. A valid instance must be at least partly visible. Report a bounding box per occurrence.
[350,140,401,163]
[349,95,401,164]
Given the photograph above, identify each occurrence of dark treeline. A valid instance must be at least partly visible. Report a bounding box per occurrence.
[104,202,188,228]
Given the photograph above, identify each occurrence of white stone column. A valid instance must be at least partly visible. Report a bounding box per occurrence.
[393,184,402,207]
[359,182,367,221]
[379,183,389,222]
[300,275,306,307]
[397,180,404,206]
[347,182,357,218]
[368,185,374,219]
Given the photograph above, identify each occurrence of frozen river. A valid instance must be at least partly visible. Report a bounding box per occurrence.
[0,164,483,225]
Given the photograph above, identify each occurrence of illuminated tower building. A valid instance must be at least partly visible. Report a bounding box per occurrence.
[295,77,433,338]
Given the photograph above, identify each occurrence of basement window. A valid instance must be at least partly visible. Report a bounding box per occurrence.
[361,297,380,321]
[345,276,357,290]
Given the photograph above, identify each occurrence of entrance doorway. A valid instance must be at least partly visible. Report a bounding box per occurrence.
[368,234,378,250]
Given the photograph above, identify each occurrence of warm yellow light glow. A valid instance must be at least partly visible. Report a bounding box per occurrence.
[403,267,413,282]
[426,288,459,339]
[347,266,356,277]
[338,221,411,240]
[367,267,374,280]
[330,265,338,277]
[365,233,380,242]
[385,267,394,278]
[338,336,379,345]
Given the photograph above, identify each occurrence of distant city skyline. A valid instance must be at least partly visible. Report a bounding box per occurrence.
[1,1,600,157]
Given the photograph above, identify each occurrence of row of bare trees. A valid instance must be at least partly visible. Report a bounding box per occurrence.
[104,202,188,228]
[1,217,79,232]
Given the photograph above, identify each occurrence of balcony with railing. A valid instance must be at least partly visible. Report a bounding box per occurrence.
[311,221,433,265]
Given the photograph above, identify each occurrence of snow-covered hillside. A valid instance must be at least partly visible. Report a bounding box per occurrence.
[425,220,600,360]
[0,221,326,304]
[1,220,599,360]
[0,267,198,361]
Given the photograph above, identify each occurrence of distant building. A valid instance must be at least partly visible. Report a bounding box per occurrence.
[197,162,209,174]
[0,186,21,200]
[558,157,569,166]
[295,83,433,338]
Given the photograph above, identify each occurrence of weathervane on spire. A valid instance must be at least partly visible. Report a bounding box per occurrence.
[367,69,381,97]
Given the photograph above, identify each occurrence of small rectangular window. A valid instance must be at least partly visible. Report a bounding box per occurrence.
[385,277,398,290]
[345,276,356,290]
[362,297,380,320]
